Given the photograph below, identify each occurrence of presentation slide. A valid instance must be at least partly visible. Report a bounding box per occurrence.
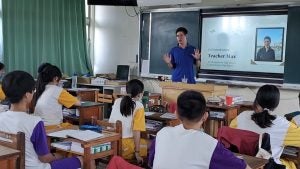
[201,15,287,74]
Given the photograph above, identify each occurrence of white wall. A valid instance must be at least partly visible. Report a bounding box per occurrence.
[93,6,139,74]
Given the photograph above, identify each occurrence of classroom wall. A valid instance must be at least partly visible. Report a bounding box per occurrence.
[91,6,299,115]
[93,6,139,75]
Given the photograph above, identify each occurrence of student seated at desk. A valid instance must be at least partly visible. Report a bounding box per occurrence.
[152,90,249,169]
[33,64,81,126]
[109,79,147,164]
[0,62,6,100]
[0,71,82,169]
[230,85,300,169]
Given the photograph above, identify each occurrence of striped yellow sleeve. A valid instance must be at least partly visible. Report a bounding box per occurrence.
[0,85,5,100]
[133,108,146,131]
[58,89,79,108]
[283,122,300,147]
[229,118,238,128]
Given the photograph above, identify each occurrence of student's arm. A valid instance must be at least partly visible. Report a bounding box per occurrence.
[283,122,300,147]
[58,89,81,108]
[0,85,5,100]
[229,118,238,128]
[209,142,248,169]
[30,121,63,163]
[133,107,146,163]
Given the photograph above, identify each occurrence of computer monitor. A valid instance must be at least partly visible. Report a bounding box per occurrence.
[116,65,130,80]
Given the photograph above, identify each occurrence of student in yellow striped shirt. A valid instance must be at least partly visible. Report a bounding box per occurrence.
[0,62,6,100]
[109,79,147,164]
[230,85,299,169]
[33,64,81,126]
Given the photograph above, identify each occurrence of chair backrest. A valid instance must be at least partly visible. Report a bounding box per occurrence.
[217,126,259,156]
[96,120,122,156]
[0,131,25,169]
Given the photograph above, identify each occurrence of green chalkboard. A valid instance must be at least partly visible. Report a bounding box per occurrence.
[284,7,300,84]
[141,10,200,75]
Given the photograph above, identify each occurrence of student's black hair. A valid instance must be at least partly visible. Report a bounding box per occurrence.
[2,71,35,103]
[177,90,206,122]
[0,62,5,71]
[33,65,62,106]
[176,27,188,35]
[120,79,144,117]
[38,62,52,74]
[251,85,279,128]
[264,36,271,42]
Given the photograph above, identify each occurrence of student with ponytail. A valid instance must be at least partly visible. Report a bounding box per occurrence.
[230,85,300,169]
[33,64,81,126]
[109,79,147,164]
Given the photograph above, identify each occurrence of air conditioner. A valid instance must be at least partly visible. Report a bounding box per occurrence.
[88,0,202,6]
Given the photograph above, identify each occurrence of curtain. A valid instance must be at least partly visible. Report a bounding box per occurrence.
[2,0,92,77]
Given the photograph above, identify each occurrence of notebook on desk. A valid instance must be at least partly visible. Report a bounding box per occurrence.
[47,129,103,141]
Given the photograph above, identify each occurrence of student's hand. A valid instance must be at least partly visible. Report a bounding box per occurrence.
[192,49,201,60]
[163,53,172,64]
[135,152,144,165]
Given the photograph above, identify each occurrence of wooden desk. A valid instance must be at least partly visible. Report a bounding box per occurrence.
[205,104,239,137]
[77,83,125,94]
[144,112,180,136]
[235,101,254,114]
[0,145,20,169]
[64,101,105,125]
[67,88,99,102]
[47,129,120,169]
[146,112,180,127]
[235,153,268,169]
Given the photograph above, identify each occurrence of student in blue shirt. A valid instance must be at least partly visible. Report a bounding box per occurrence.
[163,27,201,84]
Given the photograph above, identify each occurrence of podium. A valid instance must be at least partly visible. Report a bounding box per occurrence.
[159,82,228,103]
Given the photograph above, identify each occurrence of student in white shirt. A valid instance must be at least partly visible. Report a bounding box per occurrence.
[152,90,250,169]
[230,85,299,169]
[0,70,82,169]
[109,79,146,164]
[33,64,81,126]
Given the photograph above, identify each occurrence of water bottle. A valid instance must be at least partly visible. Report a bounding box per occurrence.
[142,91,150,111]
[71,73,77,88]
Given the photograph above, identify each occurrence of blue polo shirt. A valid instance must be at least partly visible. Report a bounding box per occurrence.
[170,44,196,84]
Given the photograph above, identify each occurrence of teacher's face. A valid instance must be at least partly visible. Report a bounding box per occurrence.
[176,31,187,45]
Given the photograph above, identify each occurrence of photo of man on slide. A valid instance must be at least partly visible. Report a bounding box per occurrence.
[256,36,275,61]
[254,28,284,62]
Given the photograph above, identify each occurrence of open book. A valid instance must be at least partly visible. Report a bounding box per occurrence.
[47,129,103,141]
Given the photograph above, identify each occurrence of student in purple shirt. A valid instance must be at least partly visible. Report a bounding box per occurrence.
[0,70,82,169]
[150,90,251,169]
[163,27,201,84]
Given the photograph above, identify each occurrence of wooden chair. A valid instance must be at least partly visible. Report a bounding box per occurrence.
[0,131,25,169]
[96,120,122,156]
[97,92,114,104]
[281,146,300,169]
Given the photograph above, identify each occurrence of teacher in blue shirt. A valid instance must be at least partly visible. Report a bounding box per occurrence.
[163,27,201,84]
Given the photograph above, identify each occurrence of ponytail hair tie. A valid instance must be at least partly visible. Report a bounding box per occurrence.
[263,108,270,112]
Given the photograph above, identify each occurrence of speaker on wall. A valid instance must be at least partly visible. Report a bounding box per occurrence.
[87,0,137,6]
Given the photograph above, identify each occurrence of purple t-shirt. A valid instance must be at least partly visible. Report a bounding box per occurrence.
[30,121,81,169]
